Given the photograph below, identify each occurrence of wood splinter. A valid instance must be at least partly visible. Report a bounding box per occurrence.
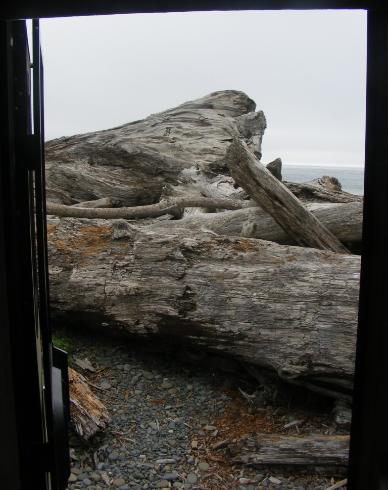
[68,367,110,440]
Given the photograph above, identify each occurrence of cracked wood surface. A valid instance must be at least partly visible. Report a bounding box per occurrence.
[229,433,349,467]
[68,367,110,440]
[45,91,266,207]
[48,218,359,394]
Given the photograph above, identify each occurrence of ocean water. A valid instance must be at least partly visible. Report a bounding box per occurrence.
[282,165,364,196]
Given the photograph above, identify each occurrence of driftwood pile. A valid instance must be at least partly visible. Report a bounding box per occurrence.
[47,91,361,458]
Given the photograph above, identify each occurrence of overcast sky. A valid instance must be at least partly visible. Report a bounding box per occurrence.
[40,10,366,167]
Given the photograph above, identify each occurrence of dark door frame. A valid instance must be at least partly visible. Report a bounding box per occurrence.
[1,3,387,489]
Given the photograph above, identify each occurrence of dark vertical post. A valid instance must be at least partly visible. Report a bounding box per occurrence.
[0,20,22,490]
[348,9,388,490]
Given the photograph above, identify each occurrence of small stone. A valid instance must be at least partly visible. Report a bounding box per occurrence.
[71,467,82,475]
[113,478,126,487]
[203,425,217,431]
[198,462,210,471]
[239,478,252,484]
[74,357,95,372]
[99,380,111,390]
[83,478,92,485]
[90,472,101,482]
[191,440,198,449]
[68,473,77,483]
[333,400,352,428]
[156,459,176,464]
[157,480,170,488]
[162,472,179,481]
[186,473,197,484]
[269,476,281,485]
[161,380,173,389]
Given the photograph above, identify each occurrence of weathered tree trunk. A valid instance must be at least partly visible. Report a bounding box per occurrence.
[45,91,266,207]
[68,367,110,440]
[225,140,349,253]
[149,201,362,247]
[228,433,349,467]
[47,196,249,220]
[48,219,359,395]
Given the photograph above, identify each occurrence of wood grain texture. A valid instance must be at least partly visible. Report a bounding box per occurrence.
[45,91,266,207]
[230,433,349,466]
[149,201,362,246]
[48,219,359,393]
[47,196,249,219]
[68,367,110,440]
[225,140,349,253]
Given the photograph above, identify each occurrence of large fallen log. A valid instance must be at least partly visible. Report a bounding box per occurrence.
[149,201,362,247]
[45,91,266,207]
[48,219,359,395]
[225,140,349,253]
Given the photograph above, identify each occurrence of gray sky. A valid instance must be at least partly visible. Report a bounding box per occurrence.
[41,10,366,167]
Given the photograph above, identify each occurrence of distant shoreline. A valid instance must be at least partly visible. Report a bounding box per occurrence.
[282,164,364,195]
[283,163,364,169]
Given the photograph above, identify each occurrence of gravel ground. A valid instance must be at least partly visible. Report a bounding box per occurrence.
[60,327,348,490]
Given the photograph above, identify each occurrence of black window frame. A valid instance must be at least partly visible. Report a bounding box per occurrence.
[1,2,387,489]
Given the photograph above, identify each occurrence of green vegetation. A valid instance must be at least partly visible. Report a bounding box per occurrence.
[52,330,75,364]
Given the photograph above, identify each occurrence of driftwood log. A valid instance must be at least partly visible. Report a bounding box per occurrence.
[68,367,110,440]
[45,91,266,207]
[228,433,349,467]
[47,196,249,220]
[225,140,349,253]
[48,219,359,396]
[47,200,362,247]
[46,91,362,399]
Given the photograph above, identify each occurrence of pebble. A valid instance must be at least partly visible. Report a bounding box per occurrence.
[157,480,170,488]
[161,380,173,389]
[269,476,282,485]
[239,477,252,484]
[162,472,179,481]
[99,380,111,390]
[113,477,126,487]
[64,330,344,490]
[186,473,198,484]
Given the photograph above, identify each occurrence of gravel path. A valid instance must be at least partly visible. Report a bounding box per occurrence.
[60,327,348,490]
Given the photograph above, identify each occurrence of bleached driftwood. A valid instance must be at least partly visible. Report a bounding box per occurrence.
[48,220,359,397]
[225,140,349,253]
